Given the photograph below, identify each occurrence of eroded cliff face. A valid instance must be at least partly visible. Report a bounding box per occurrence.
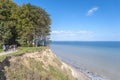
[0,48,90,80]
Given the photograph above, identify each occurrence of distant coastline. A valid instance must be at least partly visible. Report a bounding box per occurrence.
[51,41,120,47]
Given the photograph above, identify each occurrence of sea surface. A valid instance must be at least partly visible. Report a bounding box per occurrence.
[50,41,120,80]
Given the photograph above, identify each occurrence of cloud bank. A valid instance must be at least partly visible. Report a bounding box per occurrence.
[51,30,94,41]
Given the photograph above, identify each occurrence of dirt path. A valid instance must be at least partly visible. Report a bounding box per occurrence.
[0,50,17,56]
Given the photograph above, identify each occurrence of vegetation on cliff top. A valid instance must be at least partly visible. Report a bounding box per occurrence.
[0,47,44,61]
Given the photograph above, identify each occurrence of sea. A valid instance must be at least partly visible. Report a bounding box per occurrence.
[50,41,120,80]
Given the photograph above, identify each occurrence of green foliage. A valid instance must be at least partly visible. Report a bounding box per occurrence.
[0,0,51,46]
[0,0,18,45]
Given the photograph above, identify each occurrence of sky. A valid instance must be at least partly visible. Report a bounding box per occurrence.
[13,0,120,41]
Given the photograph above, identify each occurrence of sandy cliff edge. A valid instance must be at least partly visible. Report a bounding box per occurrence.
[0,48,90,80]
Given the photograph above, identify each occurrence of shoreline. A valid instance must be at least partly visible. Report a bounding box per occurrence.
[61,61,90,80]
[58,56,108,80]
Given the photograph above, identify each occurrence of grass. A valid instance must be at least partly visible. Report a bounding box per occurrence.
[49,65,68,80]
[0,48,3,52]
[0,46,45,61]
[4,57,71,80]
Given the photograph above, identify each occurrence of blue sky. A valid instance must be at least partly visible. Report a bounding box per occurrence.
[14,0,120,41]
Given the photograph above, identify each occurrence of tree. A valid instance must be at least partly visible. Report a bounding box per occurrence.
[0,0,18,45]
[16,4,51,46]
[0,1,51,47]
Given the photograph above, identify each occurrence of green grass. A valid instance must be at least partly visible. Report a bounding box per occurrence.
[0,46,45,61]
[0,48,3,52]
[49,65,68,80]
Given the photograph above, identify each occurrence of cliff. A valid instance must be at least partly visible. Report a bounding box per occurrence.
[0,47,90,80]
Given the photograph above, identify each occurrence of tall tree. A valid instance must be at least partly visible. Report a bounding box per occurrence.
[16,4,51,46]
[0,0,18,45]
[0,1,51,47]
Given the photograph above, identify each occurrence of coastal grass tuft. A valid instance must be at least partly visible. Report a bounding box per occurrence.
[49,65,68,80]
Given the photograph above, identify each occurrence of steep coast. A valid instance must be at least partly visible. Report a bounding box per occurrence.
[0,48,90,80]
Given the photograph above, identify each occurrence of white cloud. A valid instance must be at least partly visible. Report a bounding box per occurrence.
[51,31,76,37]
[51,30,94,41]
[87,7,99,16]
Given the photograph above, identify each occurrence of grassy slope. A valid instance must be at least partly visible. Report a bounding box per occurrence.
[0,47,77,80]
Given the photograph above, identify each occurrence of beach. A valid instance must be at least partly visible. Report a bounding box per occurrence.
[61,61,90,80]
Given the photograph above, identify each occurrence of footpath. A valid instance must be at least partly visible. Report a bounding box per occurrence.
[0,50,17,56]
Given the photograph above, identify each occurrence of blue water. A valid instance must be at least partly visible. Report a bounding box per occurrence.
[50,41,120,80]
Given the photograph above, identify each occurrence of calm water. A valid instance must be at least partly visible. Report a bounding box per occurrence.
[50,41,120,80]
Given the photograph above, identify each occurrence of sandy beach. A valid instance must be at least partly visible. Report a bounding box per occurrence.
[61,61,91,80]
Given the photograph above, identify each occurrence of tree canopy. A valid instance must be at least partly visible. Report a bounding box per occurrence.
[0,0,51,46]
